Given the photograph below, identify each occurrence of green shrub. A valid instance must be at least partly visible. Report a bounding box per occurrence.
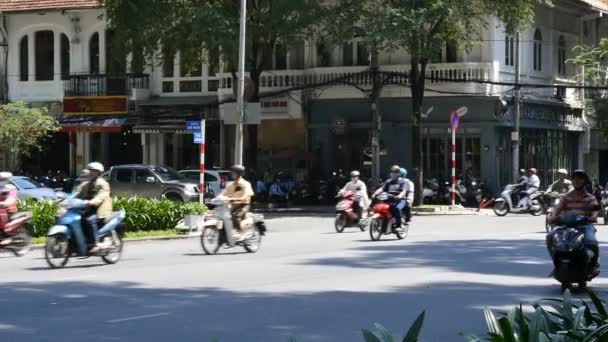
[362,311,425,342]
[18,200,58,237]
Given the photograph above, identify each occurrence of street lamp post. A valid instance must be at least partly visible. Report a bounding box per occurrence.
[234,0,247,165]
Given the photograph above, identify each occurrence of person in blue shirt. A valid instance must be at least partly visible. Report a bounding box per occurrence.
[372,165,409,228]
[269,179,285,203]
[255,179,266,201]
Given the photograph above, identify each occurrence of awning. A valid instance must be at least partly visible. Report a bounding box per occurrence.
[132,125,191,134]
[139,96,218,107]
[60,118,127,133]
[271,148,316,161]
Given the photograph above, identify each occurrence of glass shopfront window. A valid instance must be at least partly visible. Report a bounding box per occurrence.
[519,129,577,187]
[422,128,481,183]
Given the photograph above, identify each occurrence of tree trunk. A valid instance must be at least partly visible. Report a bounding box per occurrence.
[369,44,381,186]
[410,57,427,206]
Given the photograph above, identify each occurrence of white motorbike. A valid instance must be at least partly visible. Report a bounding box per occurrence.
[200,196,267,255]
[493,184,544,217]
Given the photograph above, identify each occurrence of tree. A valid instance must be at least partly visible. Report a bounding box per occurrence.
[327,0,550,204]
[0,102,59,171]
[569,38,608,139]
[103,0,325,166]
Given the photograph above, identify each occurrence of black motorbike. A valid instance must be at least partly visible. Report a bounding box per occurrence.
[548,214,599,292]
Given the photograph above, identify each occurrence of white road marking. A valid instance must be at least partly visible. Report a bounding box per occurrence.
[106,312,170,324]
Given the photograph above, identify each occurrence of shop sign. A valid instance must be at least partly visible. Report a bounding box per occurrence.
[63,96,128,115]
[521,104,582,126]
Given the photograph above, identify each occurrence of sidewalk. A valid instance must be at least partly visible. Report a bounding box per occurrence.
[252,204,480,216]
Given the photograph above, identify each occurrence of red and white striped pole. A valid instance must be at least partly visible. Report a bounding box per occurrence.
[199,119,206,205]
[451,123,456,206]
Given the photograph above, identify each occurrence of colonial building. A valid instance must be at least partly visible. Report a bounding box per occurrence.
[0,0,606,193]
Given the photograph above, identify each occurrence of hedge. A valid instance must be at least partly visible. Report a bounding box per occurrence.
[18,197,207,237]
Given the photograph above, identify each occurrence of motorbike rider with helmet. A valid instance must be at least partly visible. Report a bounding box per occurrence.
[338,171,369,221]
[0,172,18,245]
[400,168,415,224]
[548,169,600,276]
[547,169,573,195]
[518,168,541,208]
[76,162,112,252]
[222,165,255,241]
[372,165,410,229]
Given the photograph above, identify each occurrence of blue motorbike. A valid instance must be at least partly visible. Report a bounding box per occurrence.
[45,197,126,269]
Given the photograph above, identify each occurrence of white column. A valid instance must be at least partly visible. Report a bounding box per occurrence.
[69,133,75,176]
[157,133,166,165]
[83,133,92,166]
[27,32,34,81]
[99,30,106,74]
[53,31,61,81]
[219,121,225,167]
[149,134,158,164]
[141,133,149,164]
[172,134,179,168]
[76,132,85,171]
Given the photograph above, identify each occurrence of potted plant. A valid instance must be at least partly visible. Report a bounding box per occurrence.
[182,202,207,232]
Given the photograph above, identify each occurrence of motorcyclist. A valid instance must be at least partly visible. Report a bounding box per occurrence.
[518,168,540,208]
[0,172,18,245]
[338,171,369,221]
[548,169,600,276]
[547,169,573,196]
[372,165,409,229]
[222,165,254,241]
[400,168,415,224]
[76,162,112,252]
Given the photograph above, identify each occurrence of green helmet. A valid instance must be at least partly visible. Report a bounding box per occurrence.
[400,168,407,177]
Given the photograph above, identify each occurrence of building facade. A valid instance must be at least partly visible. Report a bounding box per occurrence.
[0,0,606,194]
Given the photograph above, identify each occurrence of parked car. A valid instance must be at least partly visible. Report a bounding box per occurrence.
[108,165,200,202]
[10,176,66,202]
[178,169,232,196]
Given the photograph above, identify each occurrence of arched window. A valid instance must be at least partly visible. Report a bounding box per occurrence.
[533,29,542,71]
[19,36,28,81]
[558,35,566,75]
[61,34,70,80]
[35,30,54,81]
[90,32,99,74]
[505,34,514,66]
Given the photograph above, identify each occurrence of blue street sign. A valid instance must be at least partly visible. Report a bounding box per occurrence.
[450,112,459,130]
[186,121,201,131]
[193,132,203,144]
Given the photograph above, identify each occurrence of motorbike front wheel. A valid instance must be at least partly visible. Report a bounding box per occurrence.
[369,218,383,241]
[45,234,70,269]
[201,226,222,255]
[101,231,123,264]
[493,201,509,216]
[530,201,544,216]
[334,213,347,233]
[12,224,33,257]
[244,227,263,253]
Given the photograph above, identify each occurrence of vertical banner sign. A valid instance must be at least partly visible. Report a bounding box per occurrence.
[187,120,206,204]
[450,112,460,206]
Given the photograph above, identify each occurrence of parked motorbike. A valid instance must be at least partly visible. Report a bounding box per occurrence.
[492,184,544,216]
[335,190,367,233]
[369,193,407,241]
[548,214,599,292]
[200,196,266,255]
[443,180,466,204]
[422,179,440,204]
[45,197,125,269]
[0,208,33,257]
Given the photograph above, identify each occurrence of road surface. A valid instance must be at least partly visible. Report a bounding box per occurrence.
[1,214,607,341]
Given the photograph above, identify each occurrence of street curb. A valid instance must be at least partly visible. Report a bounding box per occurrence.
[29,234,199,251]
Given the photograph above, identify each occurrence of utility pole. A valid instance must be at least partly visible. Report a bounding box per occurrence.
[512,33,521,183]
[234,0,247,165]
[370,45,381,185]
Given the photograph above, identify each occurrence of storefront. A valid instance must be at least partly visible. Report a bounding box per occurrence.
[308,96,583,194]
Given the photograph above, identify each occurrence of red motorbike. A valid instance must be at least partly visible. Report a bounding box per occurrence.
[369,192,407,241]
[334,190,366,233]
[0,207,33,256]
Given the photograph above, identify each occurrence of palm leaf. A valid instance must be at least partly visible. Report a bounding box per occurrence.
[402,311,425,342]
[362,329,381,342]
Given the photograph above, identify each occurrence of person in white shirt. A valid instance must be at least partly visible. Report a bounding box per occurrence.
[400,168,415,223]
[338,171,370,220]
[518,168,541,208]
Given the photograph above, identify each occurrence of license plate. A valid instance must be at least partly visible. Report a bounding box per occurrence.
[561,259,571,263]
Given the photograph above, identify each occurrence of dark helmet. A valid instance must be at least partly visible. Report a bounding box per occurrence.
[571,169,589,181]
[230,164,246,175]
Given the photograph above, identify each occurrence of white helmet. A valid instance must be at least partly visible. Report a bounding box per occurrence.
[0,172,12,181]
[557,168,568,175]
[87,162,105,173]
[350,171,360,178]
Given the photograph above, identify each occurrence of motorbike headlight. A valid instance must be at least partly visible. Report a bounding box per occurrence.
[55,207,67,217]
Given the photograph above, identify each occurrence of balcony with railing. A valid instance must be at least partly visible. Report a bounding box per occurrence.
[64,74,150,97]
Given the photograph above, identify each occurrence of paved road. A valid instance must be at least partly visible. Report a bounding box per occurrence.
[1,214,608,342]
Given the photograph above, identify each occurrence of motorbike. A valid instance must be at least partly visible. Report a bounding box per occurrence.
[548,214,599,292]
[45,197,125,269]
[544,192,561,233]
[422,179,440,204]
[369,192,408,241]
[601,190,608,225]
[0,208,33,257]
[443,180,466,204]
[335,190,367,233]
[200,196,267,255]
[492,184,544,216]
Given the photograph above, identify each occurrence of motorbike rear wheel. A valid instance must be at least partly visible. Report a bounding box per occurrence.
[493,201,509,216]
[530,201,544,216]
[45,234,70,269]
[369,218,382,241]
[244,227,262,253]
[334,214,347,233]
[12,224,33,257]
[101,231,123,264]
[201,226,221,255]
